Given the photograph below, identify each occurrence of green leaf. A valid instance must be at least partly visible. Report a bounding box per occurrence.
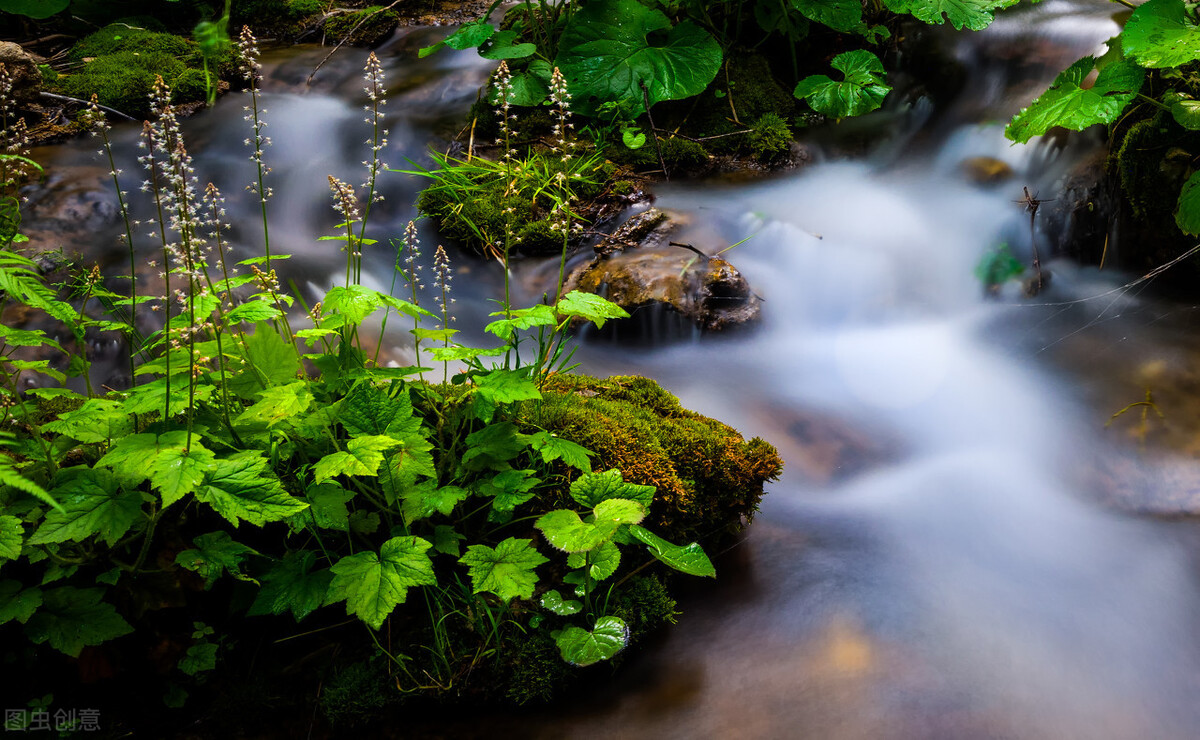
[419,20,494,57]
[0,459,60,512]
[40,398,131,443]
[433,525,465,557]
[0,580,41,625]
[535,509,619,552]
[399,481,469,523]
[231,323,300,392]
[2,0,69,19]
[411,327,459,342]
[0,515,22,561]
[459,537,548,602]
[340,382,412,437]
[0,324,62,350]
[555,290,630,328]
[882,0,1014,31]
[505,60,553,106]
[475,368,542,406]
[485,303,557,341]
[567,541,621,581]
[313,435,400,483]
[178,642,218,676]
[427,344,505,362]
[628,524,716,577]
[555,615,629,666]
[293,483,355,531]
[176,531,260,588]
[528,430,593,472]
[462,422,531,471]
[194,452,309,527]
[1176,170,1200,236]
[248,549,333,622]
[788,0,865,34]
[479,29,537,60]
[539,589,582,615]
[793,50,890,119]
[480,469,541,512]
[25,586,133,657]
[1171,98,1200,130]
[225,299,283,323]
[325,536,436,630]
[235,382,313,427]
[324,284,382,325]
[555,0,722,116]
[29,468,141,547]
[147,436,216,508]
[593,497,646,526]
[570,468,655,508]
[1005,56,1143,143]
[1123,0,1200,68]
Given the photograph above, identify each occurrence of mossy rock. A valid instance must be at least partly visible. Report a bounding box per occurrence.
[324,6,400,47]
[231,0,327,39]
[609,135,711,172]
[54,23,229,116]
[520,375,782,543]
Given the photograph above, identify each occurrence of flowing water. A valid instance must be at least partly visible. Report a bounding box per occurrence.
[22,3,1200,737]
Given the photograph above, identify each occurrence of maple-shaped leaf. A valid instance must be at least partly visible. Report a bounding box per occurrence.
[325,536,435,630]
[458,537,548,602]
[24,586,133,657]
[529,431,593,472]
[569,468,655,508]
[313,435,400,483]
[248,549,333,622]
[399,480,469,523]
[40,398,131,444]
[235,382,313,427]
[28,468,142,547]
[194,452,309,527]
[0,580,41,625]
[176,531,260,588]
[0,515,22,561]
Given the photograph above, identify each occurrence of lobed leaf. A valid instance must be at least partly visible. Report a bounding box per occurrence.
[194,452,309,527]
[248,549,333,621]
[24,586,133,657]
[0,580,41,625]
[1123,0,1200,68]
[1005,55,1143,143]
[570,468,654,508]
[530,431,593,472]
[29,468,141,547]
[794,50,890,119]
[0,515,22,562]
[325,536,436,630]
[176,532,260,589]
[458,537,548,602]
[555,290,630,329]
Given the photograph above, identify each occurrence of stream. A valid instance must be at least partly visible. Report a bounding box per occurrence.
[20,2,1200,737]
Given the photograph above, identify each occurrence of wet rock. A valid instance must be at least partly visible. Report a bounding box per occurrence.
[755,405,902,485]
[961,156,1013,185]
[564,242,761,337]
[0,42,43,107]
[593,206,670,256]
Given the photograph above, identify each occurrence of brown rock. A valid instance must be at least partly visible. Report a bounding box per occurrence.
[961,156,1013,185]
[0,42,43,106]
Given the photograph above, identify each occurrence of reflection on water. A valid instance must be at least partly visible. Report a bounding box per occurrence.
[20,4,1200,738]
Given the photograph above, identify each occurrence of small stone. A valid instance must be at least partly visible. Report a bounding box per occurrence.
[961,156,1013,185]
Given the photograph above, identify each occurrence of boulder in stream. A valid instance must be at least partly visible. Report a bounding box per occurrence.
[0,42,42,107]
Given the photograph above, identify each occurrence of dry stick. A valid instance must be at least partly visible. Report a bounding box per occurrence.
[640,80,668,181]
[306,0,404,86]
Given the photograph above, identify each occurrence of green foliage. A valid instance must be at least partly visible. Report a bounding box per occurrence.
[974,243,1025,288]
[1005,55,1144,143]
[794,50,891,119]
[323,6,400,47]
[555,615,628,666]
[1122,0,1200,69]
[882,0,1017,31]
[554,0,722,116]
[1,0,70,19]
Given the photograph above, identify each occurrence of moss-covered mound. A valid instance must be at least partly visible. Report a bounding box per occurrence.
[324,5,401,46]
[51,23,228,116]
[231,0,327,39]
[522,374,782,544]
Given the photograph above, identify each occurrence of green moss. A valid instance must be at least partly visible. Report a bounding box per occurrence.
[56,52,193,117]
[324,6,400,47]
[504,631,572,705]
[747,112,793,161]
[610,574,678,642]
[69,24,197,64]
[231,0,326,38]
[1116,113,1197,226]
[611,136,711,171]
[520,375,782,543]
[319,657,397,727]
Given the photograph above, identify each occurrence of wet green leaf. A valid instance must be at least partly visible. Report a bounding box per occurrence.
[570,468,654,508]
[25,586,132,657]
[556,0,722,116]
[629,524,716,577]
[567,541,621,581]
[530,431,593,472]
[789,0,865,34]
[459,537,548,602]
[248,550,333,621]
[29,468,140,546]
[1005,55,1143,143]
[1123,0,1200,68]
[883,0,1016,31]
[555,290,630,328]
[176,531,260,588]
[325,536,436,630]
[194,452,309,527]
[0,515,22,562]
[535,509,619,552]
[555,615,628,666]
[0,580,41,625]
[794,50,890,119]
[313,435,400,483]
[1175,170,1200,235]
[540,589,582,615]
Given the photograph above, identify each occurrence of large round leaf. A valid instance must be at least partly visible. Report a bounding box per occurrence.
[1176,171,1200,236]
[2,0,70,19]
[1004,56,1143,143]
[555,615,629,666]
[793,50,890,119]
[1123,0,1200,69]
[555,0,722,116]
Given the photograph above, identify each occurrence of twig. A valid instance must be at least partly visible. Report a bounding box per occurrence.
[670,128,754,143]
[307,0,403,86]
[40,91,136,120]
[669,241,707,258]
[640,80,668,181]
